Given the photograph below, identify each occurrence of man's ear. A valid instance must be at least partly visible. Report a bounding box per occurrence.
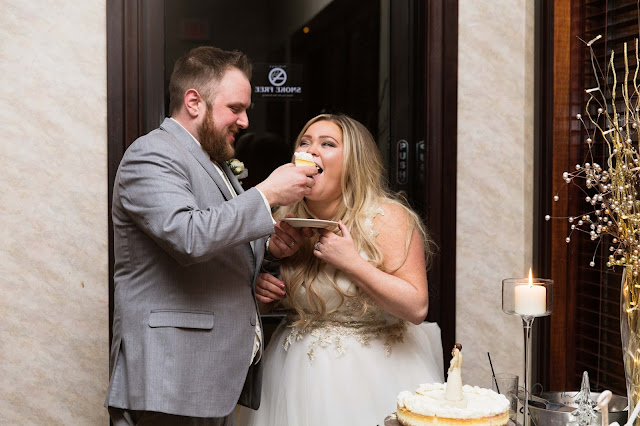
[184,89,203,118]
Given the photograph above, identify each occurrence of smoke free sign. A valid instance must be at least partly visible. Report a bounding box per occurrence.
[253,64,303,100]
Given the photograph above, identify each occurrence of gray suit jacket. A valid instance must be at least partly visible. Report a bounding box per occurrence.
[104,118,274,418]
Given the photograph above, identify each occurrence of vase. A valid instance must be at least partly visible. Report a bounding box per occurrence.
[621,266,640,423]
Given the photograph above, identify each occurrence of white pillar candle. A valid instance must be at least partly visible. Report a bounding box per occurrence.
[514,284,546,315]
[514,269,547,316]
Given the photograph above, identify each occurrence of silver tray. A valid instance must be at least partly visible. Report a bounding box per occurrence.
[384,413,517,426]
[527,391,627,426]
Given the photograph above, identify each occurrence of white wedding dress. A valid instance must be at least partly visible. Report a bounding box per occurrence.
[238,212,444,426]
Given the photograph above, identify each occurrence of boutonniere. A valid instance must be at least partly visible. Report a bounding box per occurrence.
[226,158,248,182]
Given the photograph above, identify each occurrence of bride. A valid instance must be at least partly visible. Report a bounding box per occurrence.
[238,114,444,425]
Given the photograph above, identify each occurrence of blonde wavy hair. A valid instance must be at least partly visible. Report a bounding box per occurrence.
[275,114,434,327]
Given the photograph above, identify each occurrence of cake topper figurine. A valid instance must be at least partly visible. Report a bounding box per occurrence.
[445,343,465,406]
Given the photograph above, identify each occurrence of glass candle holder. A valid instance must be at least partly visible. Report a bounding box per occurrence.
[502,278,553,317]
[502,277,553,426]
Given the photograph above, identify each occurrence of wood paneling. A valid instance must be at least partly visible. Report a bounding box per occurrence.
[533,0,555,390]
[107,0,164,359]
[548,0,632,395]
[549,0,572,391]
[106,0,128,354]
[423,0,458,371]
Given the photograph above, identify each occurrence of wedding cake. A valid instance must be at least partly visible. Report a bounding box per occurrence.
[396,344,510,426]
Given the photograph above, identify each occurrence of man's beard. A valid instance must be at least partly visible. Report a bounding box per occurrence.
[198,112,235,162]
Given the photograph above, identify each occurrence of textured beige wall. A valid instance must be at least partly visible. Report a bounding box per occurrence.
[0,0,535,421]
[457,0,535,387]
[0,1,109,424]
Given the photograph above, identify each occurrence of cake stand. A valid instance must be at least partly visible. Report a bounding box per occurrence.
[383,414,518,426]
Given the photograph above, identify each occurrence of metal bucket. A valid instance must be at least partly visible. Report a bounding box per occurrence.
[528,391,627,426]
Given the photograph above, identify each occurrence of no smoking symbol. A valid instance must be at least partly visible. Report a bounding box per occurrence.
[268,67,287,87]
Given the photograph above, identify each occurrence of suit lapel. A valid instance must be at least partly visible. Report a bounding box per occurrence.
[221,161,267,280]
[159,118,233,201]
[190,150,234,201]
[252,236,266,286]
[220,161,244,195]
[160,118,265,281]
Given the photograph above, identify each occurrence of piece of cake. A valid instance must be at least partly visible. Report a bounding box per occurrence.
[294,152,316,167]
[396,344,510,426]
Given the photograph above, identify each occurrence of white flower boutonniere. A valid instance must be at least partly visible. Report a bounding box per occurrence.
[226,158,248,183]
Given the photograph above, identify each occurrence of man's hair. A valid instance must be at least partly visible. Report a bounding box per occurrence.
[168,46,252,115]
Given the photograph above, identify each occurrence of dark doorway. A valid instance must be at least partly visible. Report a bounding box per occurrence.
[163,0,386,188]
[107,0,457,372]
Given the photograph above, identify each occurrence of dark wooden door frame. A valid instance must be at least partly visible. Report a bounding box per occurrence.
[422,0,458,369]
[533,0,554,391]
[387,0,458,371]
[107,0,163,349]
[107,0,459,375]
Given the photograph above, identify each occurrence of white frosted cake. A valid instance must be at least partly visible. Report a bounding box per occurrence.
[396,383,510,426]
[396,344,510,425]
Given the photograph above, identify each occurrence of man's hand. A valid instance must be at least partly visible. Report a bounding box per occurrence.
[256,164,317,206]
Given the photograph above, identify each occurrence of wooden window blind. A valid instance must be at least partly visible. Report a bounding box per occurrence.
[560,0,640,395]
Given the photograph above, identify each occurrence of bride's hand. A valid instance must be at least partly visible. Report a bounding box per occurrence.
[255,272,286,305]
[267,216,314,259]
[313,221,363,271]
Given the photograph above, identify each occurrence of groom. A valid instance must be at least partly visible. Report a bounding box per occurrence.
[105,46,317,425]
